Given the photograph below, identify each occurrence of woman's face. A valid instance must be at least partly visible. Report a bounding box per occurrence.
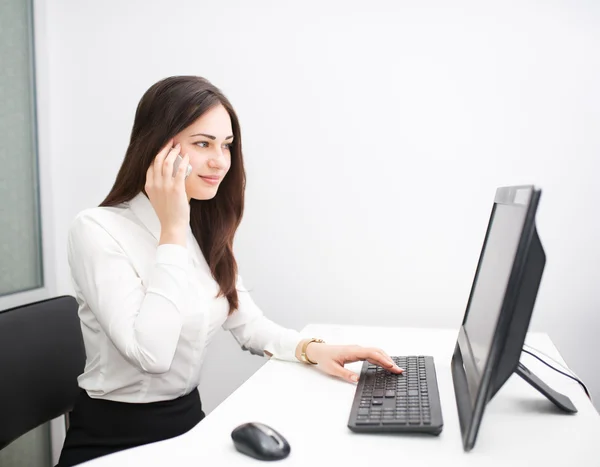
[173,104,233,201]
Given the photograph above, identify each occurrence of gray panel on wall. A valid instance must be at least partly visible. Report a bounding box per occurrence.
[0,0,43,297]
[0,0,49,466]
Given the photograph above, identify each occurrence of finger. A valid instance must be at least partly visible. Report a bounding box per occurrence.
[161,143,180,179]
[154,139,174,169]
[154,140,176,185]
[335,367,360,383]
[366,358,404,374]
[358,348,402,372]
[337,347,391,366]
[174,153,190,183]
[374,349,405,373]
[145,164,154,192]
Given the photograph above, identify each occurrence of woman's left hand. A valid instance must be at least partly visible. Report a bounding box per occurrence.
[302,342,404,383]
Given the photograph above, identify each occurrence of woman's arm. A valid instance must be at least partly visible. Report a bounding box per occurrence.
[222,276,304,361]
[68,212,189,374]
[222,276,403,382]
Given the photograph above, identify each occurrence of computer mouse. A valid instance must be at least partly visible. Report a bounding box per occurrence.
[231,422,291,461]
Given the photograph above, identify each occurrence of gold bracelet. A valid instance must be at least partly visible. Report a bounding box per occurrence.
[300,338,325,364]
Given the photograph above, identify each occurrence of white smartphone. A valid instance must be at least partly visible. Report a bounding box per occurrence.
[173,155,192,179]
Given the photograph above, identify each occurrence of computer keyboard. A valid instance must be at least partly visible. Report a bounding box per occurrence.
[347,356,443,435]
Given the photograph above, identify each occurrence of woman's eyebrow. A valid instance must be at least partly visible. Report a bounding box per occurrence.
[190,133,234,140]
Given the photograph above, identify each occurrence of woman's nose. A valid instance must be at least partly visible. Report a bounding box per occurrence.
[208,149,225,169]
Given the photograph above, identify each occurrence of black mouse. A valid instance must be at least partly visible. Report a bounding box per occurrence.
[231,422,291,461]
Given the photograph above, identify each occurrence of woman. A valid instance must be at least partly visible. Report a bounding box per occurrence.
[57,76,403,466]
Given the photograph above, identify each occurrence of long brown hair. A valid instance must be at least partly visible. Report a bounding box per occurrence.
[101,76,245,314]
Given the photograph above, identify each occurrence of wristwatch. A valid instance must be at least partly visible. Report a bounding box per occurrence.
[300,338,325,365]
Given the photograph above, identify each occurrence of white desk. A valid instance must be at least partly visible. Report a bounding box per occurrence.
[80,325,600,467]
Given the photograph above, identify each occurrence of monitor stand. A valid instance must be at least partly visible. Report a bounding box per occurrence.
[515,362,577,413]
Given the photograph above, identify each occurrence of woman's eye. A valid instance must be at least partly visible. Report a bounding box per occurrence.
[194,141,232,150]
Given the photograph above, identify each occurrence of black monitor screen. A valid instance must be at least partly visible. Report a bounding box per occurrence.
[463,202,528,384]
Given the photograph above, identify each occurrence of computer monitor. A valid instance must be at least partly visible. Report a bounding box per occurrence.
[451,185,576,452]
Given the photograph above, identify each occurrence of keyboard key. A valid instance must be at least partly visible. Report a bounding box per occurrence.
[372,399,383,405]
[356,420,381,425]
[383,419,407,425]
[358,408,370,415]
[373,390,384,398]
[385,390,396,398]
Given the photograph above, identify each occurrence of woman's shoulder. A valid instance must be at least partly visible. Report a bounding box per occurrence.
[71,204,127,227]
[68,202,140,241]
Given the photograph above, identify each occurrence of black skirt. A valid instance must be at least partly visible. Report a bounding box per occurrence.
[56,388,205,467]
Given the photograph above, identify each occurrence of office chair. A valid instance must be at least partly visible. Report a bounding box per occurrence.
[0,295,86,450]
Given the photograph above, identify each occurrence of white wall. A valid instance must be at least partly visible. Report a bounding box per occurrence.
[42,0,600,414]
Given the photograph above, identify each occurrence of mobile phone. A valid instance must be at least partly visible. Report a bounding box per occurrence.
[173,155,192,179]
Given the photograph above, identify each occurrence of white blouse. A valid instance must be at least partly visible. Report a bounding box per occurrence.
[67,192,304,403]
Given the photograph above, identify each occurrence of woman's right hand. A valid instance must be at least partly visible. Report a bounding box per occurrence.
[145,139,191,247]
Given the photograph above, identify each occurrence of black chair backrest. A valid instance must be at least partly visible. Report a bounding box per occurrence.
[0,295,86,450]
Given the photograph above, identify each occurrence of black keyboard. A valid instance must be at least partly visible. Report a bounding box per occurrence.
[347,356,443,435]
